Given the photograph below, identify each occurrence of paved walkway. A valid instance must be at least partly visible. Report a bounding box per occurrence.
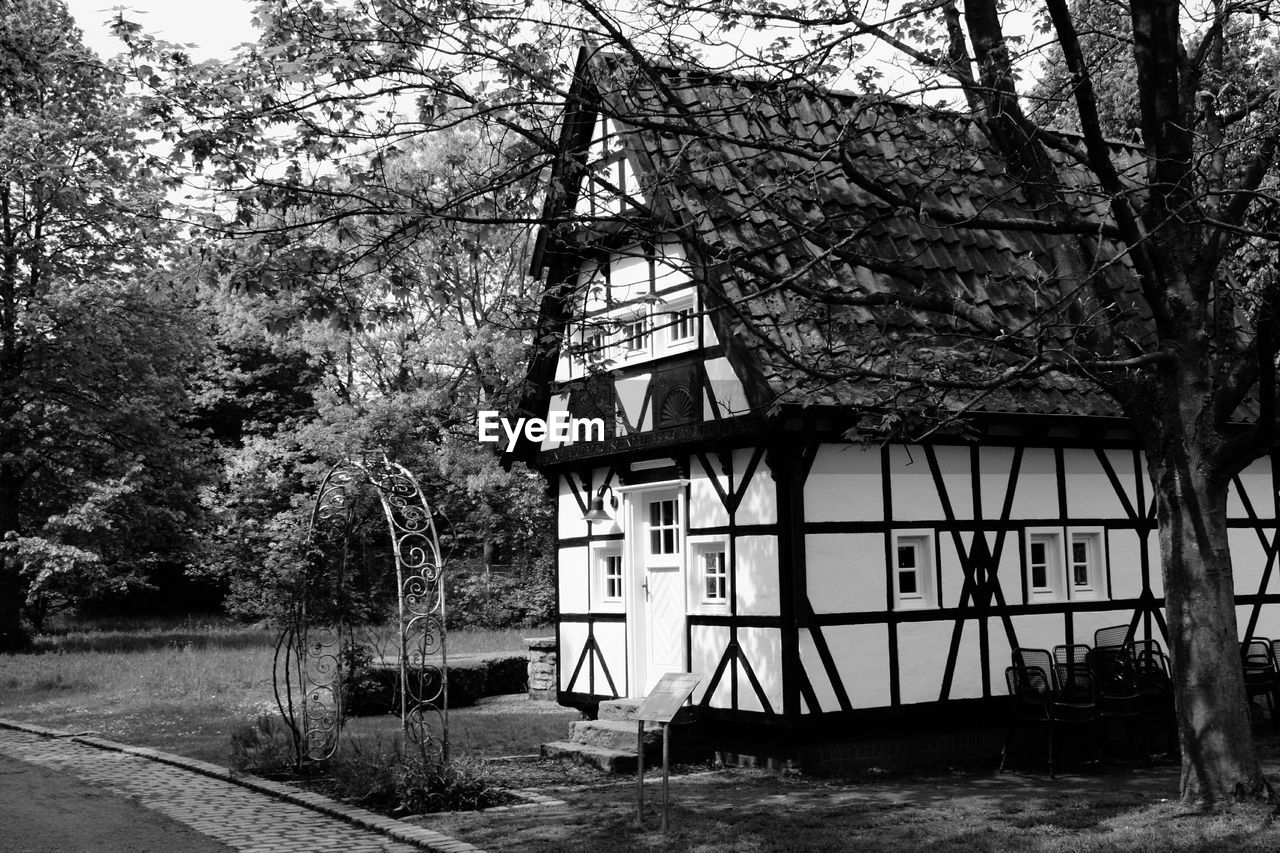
[0,724,481,853]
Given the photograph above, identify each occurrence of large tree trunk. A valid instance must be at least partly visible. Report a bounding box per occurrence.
[1147,439,1272,803]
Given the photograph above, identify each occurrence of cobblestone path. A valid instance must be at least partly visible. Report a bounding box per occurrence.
[0,726,478,853]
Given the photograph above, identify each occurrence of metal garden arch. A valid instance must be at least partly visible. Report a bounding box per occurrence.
[273,456,447,765]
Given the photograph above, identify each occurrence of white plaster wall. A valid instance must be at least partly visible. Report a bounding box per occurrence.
[887,445,945,522]
[653,238,690,292]
[1149,545,1164,598]
[805,445,883,523]
[1062,448,1132,519]
[979,446,1020,519]
[798,628,837,713]
[1008,614,1067,659]
[895,621,955,704]
[704,357,749,418]
[948,624,985,700]
[988,624,1015,699]
[558,546,589,613]
[736,627,783,714]
[558,477,589,541]
[559,622,589,691]
[735,450,776,525]
[1007,448,1059,520]
[1229,528,1272,598]
[1106,529,1147,601]
[996,536,1023,604]
[1247,605,1280,642]
[932,445,974,519]
[735,535,780,616]
[595,620,628,696]
[688,456,730,530]
[615,374,650,434]
[609,245,650,305]
[690,624,731,707]
[824,625,891,708]
[805,533,886,613]
[1230,457,1277,520]
[937,531,970,609]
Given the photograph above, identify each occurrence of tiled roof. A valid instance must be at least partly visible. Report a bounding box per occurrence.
[586,54,1151,419]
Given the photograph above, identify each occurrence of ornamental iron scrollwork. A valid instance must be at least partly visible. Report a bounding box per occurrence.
[274,456,447,766]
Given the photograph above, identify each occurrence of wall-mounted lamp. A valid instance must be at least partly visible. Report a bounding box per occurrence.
[583,485,619,525]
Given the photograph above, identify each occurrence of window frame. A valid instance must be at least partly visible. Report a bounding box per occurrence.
[1026,530,1062,600]
[1066,528,1106,600]
[662,297,697,346]
[892,531,936,610]
[618,311,650,360]
[644,495,682,569]
[687,535,730,614]
[590,541,625,611]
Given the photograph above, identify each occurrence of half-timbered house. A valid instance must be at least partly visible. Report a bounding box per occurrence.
[513,47,1280,765]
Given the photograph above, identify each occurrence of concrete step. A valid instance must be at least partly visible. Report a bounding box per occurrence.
[598,698,645,722]
[540,740,638,773]
[570,719,661,752]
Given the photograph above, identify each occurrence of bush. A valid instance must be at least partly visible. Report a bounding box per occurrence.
[343,654,528,716]
[228,721,507,815]
[397,755,497,814]
[229,715,297,775]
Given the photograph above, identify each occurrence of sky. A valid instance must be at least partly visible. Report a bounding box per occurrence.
[65,1,257,60]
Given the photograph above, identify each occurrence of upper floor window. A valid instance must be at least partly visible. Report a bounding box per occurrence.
[620,315,649,356]
[667,306,695,343]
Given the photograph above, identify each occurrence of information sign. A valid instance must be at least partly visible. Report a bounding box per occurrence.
[635,673,701,723]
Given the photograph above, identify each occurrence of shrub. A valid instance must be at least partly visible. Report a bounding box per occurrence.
[397,755,498,814]
[229,715,297,775]
[228,718,507,814]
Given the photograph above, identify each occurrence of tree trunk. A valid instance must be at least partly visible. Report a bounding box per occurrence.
[1147,442,1272,803]
[0,466,27,652]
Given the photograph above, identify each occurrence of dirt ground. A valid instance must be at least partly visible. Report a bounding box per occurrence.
[420,759,1280,853]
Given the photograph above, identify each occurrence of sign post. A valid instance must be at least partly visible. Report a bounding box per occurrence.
[633,672,700,830]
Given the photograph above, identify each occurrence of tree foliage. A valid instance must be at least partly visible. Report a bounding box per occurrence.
[0,0,213,646]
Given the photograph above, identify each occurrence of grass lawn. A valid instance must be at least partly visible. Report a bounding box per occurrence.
[0,619,571,765]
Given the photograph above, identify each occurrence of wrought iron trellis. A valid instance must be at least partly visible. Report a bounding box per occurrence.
[273,456,447,765]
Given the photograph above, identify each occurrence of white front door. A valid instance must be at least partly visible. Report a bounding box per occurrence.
[639,491,686,694]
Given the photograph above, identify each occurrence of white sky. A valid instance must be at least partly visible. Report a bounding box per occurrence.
[66,1,257,60]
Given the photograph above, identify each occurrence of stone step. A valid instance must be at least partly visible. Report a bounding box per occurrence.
[570,719,661,752]
[598,698,645,722]
[540,740,638,773]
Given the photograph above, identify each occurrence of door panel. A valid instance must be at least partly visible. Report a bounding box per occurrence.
[644,564,685,692]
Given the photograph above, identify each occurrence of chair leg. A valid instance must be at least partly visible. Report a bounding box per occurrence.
[1047,716,1056,780]
[999,720,1013,773]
